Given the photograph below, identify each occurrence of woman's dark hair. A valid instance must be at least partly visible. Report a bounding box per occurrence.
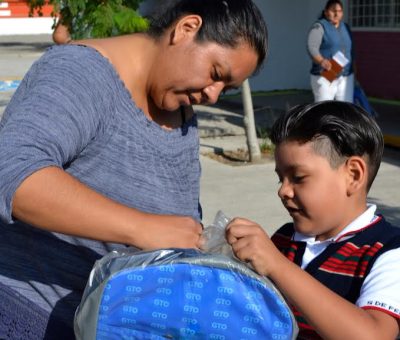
[270,101,384,191]
[319,0,343,19]
[146,0,268,72]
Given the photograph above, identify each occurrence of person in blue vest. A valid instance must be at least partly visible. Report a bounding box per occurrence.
[307,0,354,102]
[226,101,400,339]
[0,0,268,338]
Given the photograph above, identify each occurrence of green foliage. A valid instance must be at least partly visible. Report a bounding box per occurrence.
[256,126,274,154]
[26,0,60,18]
[27,0,149,39]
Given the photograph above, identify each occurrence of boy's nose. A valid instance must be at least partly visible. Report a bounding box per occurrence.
[277,180,294,200]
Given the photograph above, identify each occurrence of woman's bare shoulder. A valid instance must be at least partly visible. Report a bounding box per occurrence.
[70,37,116,60]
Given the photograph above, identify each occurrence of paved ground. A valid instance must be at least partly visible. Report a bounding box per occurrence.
[0,34,53,82]
[1,34,399,234]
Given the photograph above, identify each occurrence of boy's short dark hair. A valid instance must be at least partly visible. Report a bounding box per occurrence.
[270,100,384,191]
[146,0,268,72]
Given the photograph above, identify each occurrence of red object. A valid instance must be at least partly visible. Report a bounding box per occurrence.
[0,0,54,18]
[321,58,344,82]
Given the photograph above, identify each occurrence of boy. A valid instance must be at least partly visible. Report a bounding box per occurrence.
[226,101,400,339]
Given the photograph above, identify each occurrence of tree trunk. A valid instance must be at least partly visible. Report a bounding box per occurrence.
[242,79,261,162]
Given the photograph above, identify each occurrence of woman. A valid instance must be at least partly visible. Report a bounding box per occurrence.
[0,0,268,338]
[307,0,354,102]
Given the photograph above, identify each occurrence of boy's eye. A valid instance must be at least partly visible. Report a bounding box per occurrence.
[293,176,306,183]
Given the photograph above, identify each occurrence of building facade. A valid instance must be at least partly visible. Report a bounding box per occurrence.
[0,0,53,35]
[252,0,400,100]
[348,0,400,100]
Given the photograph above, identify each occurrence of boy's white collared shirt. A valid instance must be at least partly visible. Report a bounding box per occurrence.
[292,204,400,319]
[294,204,378,269]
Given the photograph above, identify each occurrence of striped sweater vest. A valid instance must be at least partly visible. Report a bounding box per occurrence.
[271,216,400,339]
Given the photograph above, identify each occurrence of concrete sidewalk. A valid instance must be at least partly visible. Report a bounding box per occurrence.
[1,34,399,233]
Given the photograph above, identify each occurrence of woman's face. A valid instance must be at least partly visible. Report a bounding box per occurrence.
[324,4,344,27]
[149,32,259,112]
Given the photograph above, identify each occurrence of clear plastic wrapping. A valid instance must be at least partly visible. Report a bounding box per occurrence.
[74,212,298,339]
[202,210,233,256]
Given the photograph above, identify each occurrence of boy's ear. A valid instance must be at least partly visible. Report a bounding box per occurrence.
[170,15,202,45]
[345,156,368,196]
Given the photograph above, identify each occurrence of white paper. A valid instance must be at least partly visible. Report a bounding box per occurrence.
[332,51,349,67]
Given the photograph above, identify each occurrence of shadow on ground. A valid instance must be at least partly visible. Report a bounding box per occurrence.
[368,198,400,227]
[382,146,400,167]
[196,103,284,139]
[0,41,53,53]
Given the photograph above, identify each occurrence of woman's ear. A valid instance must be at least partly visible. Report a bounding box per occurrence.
[345,156,368,196]
[170,15,202,45]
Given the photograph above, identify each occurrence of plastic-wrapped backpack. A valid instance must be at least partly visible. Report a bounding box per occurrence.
[74,212,298,340]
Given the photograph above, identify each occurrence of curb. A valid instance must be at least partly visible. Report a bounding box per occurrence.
[384,134,400,149]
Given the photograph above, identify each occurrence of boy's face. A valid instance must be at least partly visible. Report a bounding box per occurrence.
[274,140,351,241]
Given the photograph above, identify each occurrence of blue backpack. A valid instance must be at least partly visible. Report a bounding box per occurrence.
[74,248,298,339]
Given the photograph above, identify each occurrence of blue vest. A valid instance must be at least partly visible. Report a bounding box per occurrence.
[272,216,400,339]
[311,18,353,76]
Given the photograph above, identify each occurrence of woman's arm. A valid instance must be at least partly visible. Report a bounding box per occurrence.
[13,166,203,250]
[1,48,203,250]
[268,251,399,340]
[307,23,331,70]
[307,23,324,59]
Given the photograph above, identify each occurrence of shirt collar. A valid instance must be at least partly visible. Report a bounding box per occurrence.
[293,204,378,244]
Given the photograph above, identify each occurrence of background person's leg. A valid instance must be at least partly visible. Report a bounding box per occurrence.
[335,74,354,102]
[311,75,337,102]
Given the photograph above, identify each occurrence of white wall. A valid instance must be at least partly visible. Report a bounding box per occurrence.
[251,0,350,92]
[0,18,53,35]
[249,0,323,91]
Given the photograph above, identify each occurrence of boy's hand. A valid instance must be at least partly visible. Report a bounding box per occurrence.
[226,217,283,276]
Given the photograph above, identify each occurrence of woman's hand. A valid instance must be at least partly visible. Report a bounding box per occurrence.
[131,213,204,250]
[320,58,332,71]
